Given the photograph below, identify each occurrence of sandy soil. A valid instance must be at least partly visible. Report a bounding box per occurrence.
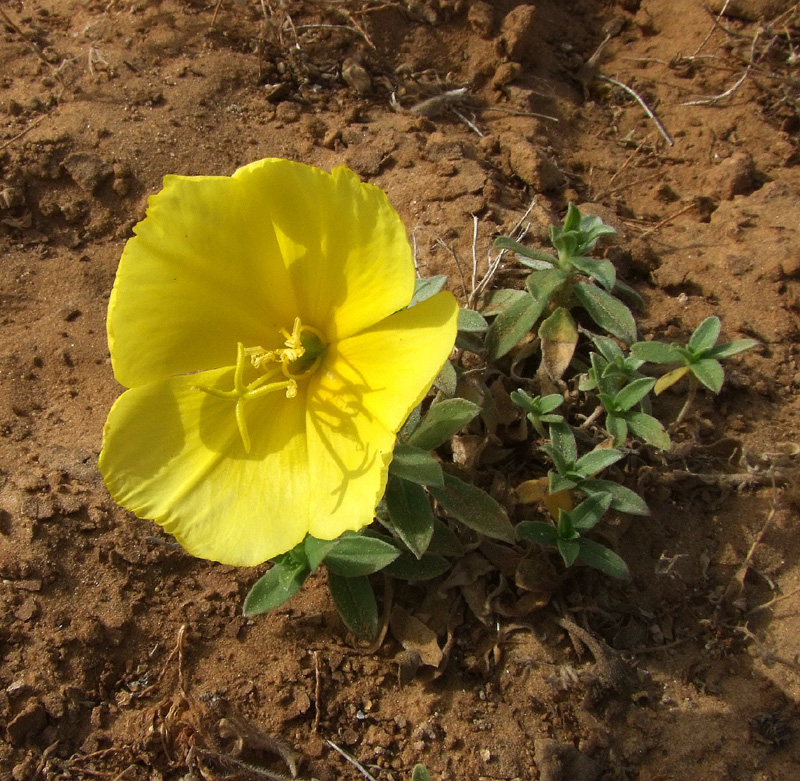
[1,0,800,779]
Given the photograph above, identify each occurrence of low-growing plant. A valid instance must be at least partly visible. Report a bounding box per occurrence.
[100,160,757,644]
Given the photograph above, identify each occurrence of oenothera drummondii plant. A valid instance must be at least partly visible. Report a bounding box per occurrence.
[100,159,458,576]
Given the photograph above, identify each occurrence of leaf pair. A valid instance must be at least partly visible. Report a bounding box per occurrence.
[631,316,757,395]
[517,493,629,579]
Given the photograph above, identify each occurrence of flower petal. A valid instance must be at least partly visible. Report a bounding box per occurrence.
[99,368,312,566]
[110,168,300,388]
[233,161,415,343]
[304,291,458,539]
[110,159,414,388]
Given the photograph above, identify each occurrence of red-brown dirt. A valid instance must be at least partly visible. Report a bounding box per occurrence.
[1,1,799,779]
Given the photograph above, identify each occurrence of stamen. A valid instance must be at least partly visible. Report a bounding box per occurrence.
[194,319,325,452]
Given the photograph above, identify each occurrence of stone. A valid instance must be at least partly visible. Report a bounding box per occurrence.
[501,4,539,62]
[506,141,564,192]
[706,0,794,20]
[7,700,47,745]
[62,153,112,193]
[706,151,756,200]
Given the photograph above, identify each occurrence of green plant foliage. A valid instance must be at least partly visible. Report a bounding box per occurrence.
[408,398,481,451]
[385,474,435,559]
[328,573,379,641]
[429,473,515,543]
[631,315,757,394]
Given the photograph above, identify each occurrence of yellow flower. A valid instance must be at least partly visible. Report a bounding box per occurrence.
[99,159,458,566]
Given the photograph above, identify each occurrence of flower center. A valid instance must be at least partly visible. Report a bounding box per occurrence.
[193,318,326,453]
[247,318,326,380]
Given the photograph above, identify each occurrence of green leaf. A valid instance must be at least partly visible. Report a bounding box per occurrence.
[328,573,379,641]
[705,338,758,360]
[455,331,484,354]
[385,475,435,559]
[606,413,628,447]
[493,235,557,267]
[688,316,721,353]
[479,288,529,317]
[385,552,451,581]
[614,377,656,411]
[630,340,680,364]
[563,202,582,232]
[574,448,624,478]
[398,403,423,441]
[526,267,569,304]
[569,255,616,291]
[426,518,464,557]
[408,398,481,451]
[323,533,400,577]
[304,536,338,571]
[412,765,433,781]
[571,493,613,531]
[429,473,515,543]
[485,294,546,360]
[574,283,637,345]
[540,394,565,414]
[549,470,577,494]
[517,521,559,546]
[390,443,444,487]
[578,538,630,579]
[548,420,578,465]
[410,275,447,306]
[591,334,624,363]
[243,560,309,616]
[557,538,581,567]
[458,308,489,332]
[612,278,646,310]
[579,479,649,516]
[626,411,671,451]
[689,358,725,393]
[433,359,457,397]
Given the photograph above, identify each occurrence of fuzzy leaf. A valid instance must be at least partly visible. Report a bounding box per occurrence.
[605,413,628,447]
[578,538,630,579]
[429,473,515,543]
[626,411,671,450]
[409,398,481,451]
[243,560,308,616]
[688,316,721,353]
[412,765,433,781]
[458,308,489,333]
[433,359,457,397]
[517,521,559,546]
[479,288,529,317]
[410,275,448,306]
[323,533,400,577]
[385,475,435,559]
[385,552,451,581]
[557,538,581,567]
[390,443,445,487]
[485,293,546,360]
[614,377,656,411]
[705,338,758,360]
[570,255,616,291]
[571,492,613,531]
[690,358,725,393]
[548,420,578,465]
[574,448,624,478]
[630,340,681,364]
[526,267,569,304]
[579,479,649,516]
[574,283,637,344]
[328,573,379,641]
[493,235,557,267]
